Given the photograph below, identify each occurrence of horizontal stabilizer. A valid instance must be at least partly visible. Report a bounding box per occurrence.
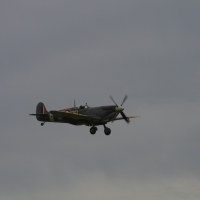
[29,114,49,117]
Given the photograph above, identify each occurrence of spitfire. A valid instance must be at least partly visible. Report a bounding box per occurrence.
[29,95,140,136]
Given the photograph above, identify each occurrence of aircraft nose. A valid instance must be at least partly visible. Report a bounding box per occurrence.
[115,106,124,112]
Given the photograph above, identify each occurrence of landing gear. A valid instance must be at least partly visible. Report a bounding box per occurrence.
[41,122,45,126]
[103,124,111,135]
[89,125,111,135]
[104,127,111,135]
[90,127,98,135]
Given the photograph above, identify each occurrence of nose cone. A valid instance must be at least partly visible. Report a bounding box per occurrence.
[115,106,124,112]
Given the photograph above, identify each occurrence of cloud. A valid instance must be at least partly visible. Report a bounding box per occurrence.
[0,1,200,199]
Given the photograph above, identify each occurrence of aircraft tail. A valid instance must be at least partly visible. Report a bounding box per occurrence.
[29,102,49,121]
[36,102,48,115]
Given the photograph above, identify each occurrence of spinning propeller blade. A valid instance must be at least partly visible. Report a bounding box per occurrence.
[120,111,130,124]
[121,95,128,106]
[109,95,118,106]
[110,95,130,124]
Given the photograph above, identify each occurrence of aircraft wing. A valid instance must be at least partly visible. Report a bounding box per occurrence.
[50,111,101,121]
[112,116,140,122]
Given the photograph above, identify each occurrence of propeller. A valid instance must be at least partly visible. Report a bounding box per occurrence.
[109,95,118,106]
[120,111,130,123]
[121,95,127,106]
[109,95,130,123]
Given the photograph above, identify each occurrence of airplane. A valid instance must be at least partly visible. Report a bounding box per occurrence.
[29,95,140,135]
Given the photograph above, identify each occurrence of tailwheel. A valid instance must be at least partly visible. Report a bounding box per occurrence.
[104,127,111,136]
[90,127,97,135]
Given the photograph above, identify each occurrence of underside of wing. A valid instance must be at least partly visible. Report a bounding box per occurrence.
[50,111,101,121]
[112,116,140,122]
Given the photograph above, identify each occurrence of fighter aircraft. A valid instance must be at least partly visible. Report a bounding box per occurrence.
[29,95,140,135]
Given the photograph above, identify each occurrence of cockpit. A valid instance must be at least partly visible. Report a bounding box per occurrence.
[79,103,89,109]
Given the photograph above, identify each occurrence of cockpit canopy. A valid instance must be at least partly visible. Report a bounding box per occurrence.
[79,104,89,109]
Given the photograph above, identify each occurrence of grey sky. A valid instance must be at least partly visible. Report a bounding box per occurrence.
[1,1,200,200]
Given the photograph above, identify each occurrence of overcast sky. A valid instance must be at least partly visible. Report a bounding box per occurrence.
[1,1,200,200]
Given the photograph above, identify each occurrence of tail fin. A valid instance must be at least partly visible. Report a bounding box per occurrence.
[29,102,49,121]
[35,102,48,121]
[36,102,48,115]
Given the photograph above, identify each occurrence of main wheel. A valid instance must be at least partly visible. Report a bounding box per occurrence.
[104,127,111,135]
[90,127,97,135]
